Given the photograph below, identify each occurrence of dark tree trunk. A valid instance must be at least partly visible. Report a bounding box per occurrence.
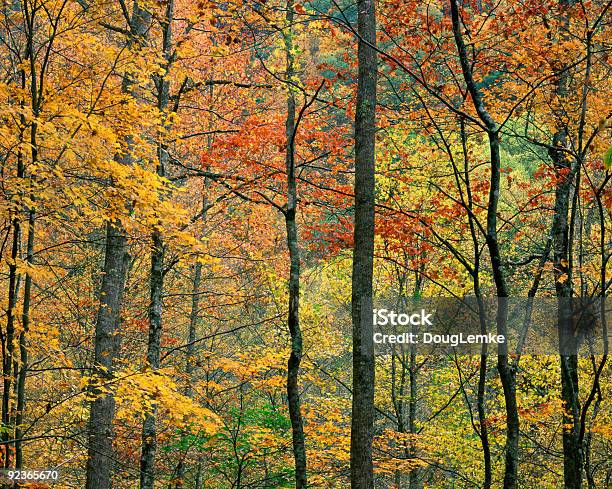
[350,0,377,487]
[461,118,492,489]
[15,203,35,474]
[407,339,420,489]
[2,209,20,470]
[550,104,582,489]
[86,4,152,488]
[15,104,38,479]
[5,4,43,476]
[449,2,518,487]
[475,298,492,489]
[283,3,307,486]
[391,281,423,489]
[139,229,164,489]
[3,140,26,473]
[186,262,202,395]
[175,261,203,489]
[140,1,174,486]
[549,1,582,486]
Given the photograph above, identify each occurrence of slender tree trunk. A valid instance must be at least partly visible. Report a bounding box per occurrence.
[549,106,582,489]
[283,3,307,486]
[350,0,377,487]
[176,246,204,488]
[392,282,423,489]
[449,2,518,487]
[549,2,582,486]
[2,210,19,470]
[186,262,202,396]
[86,5,152,488]
[407,345,420,489]
[15,133,37,474]
[581,175,608,489]
[5,4,40,476]
[13,205,34,489]
[461,117,492,489]
[3,112,30,475]
[1,8,28,471]
[139,229,164,489]
[140,2,174,486]
[475,297,492,489]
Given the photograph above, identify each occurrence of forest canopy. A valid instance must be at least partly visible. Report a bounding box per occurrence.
[0,0,610,488]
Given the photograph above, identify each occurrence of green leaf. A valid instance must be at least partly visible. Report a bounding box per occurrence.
[604,145,612,171]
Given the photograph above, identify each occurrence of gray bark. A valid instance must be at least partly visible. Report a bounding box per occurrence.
[86,3,152,488]
[86,220,130,489]
[187,262,202,395]
[350,0,377,487]
[139,229,164,489]
[174,261,203,489]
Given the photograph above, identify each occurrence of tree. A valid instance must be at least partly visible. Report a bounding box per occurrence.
[86,3,153,488]
[0,1,609,488]
[350,0,377,487]
[283,2,308,486]
[448,2,519,487]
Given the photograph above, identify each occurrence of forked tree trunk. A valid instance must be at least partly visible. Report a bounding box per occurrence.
[350,0,377,487]
[86,4,152,488]
[449,2,518,487]
[550,2,583,487]
[463,119,493,489]
[549,74,582,489]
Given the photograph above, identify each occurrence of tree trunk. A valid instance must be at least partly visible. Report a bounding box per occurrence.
[86,220,130,489]
[449,2,518,487]
[186,262,202,395]
[2,207,20,471]
[174,261,203,489]
[140,229,164,489]
[15,50,40,474]
[350,0,377,487]
[86,4,152,488]
[475,298,492,489]
[140,1,174,486]
[549,1,582,486]
[462,118,492,489]
[283,3,307,486]
[550,104,582,489]
[407,346,420,489]
[15,203,35,473]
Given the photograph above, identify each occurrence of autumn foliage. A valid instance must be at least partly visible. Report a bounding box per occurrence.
[0,0,610,488]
